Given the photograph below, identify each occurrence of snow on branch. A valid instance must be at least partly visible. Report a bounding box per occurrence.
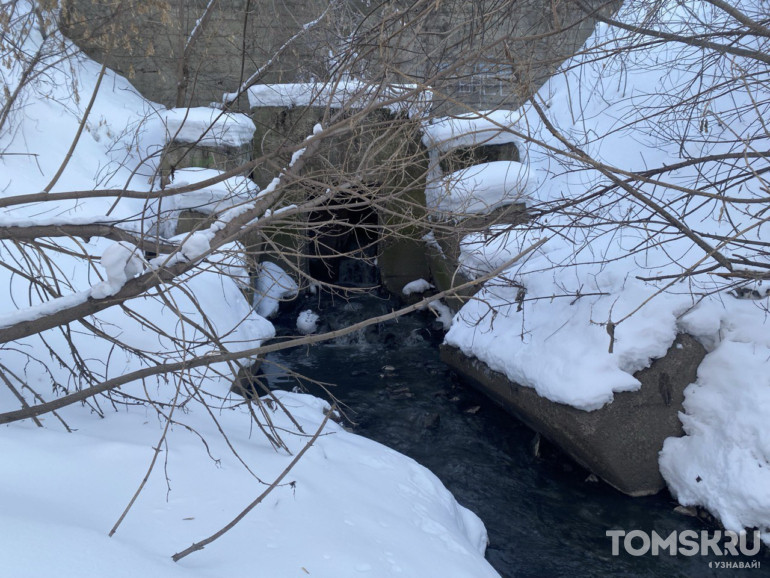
[0,219,177,253]
[0,123,327,345]
[184,0,220,56]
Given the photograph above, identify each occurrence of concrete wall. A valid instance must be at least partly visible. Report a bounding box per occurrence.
[60,0,333,108]
[59,0,618,112]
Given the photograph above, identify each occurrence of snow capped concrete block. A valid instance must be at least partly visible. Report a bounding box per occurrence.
[422,109,525,153]
[164,167,259,239]
[441,333,707,497]
[247,82,431,117]
[163,108,256,148]
[432,160,530,217]
[159,108,255,190]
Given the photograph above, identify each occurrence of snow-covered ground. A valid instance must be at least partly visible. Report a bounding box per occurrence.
[0,4,497,576]
[1,392,495,577]
[424,0,770,542]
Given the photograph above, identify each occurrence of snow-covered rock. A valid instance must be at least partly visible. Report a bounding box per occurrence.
[402,278,434,296]
[297,309,320,334]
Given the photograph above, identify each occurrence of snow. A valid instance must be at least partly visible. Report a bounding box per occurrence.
[428,161,531,218]
[297,309,320,335]
[253,261,299,319]
[162,107,256,147]
[402,278,434,296]
[446,272,677,409]
[437,0,770,540]
[0,288,91,330]
[422,109,524,153]
[0,34,163,215]
[660,332,770,540]
[0,214,127,228]
[248,81,432,117]
[0,7,497,576]
[428,300,454,331]
[422,231,444,254]
[166,168,258,215]
[0,392,497,577]
[91,241,145,299]
[179,230,212,260]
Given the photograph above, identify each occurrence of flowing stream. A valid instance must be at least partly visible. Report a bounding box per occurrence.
[261,290,766,577]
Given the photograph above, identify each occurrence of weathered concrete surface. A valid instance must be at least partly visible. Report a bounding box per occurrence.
[250,106,426,188]
[174,209,209,236]
[59,0,333,108]
[425,244,476,311]
[250,103,431,294]
[378,184,432,296]
[439,142,520,174]
[440,334,707,496]
[60,0,620,112]
[379,237,432,298]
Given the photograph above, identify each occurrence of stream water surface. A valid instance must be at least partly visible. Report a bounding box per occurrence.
[262,291,767,577]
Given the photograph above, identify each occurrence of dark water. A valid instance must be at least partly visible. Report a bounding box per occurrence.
[262,291,768,577]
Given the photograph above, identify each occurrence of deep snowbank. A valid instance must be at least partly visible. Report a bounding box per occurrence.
[0,392,496,577]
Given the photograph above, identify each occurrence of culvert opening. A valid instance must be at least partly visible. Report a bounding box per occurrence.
[307,190,380,289]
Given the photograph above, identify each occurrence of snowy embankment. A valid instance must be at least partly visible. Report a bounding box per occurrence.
[1,393,494,577]
[424,0,770,540]
[0,6,497,576]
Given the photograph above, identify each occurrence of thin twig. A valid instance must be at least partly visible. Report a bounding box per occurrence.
[43,63,107,194]
[109,373,184,537]
[171,407,332,562]
[0,237,548,426]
